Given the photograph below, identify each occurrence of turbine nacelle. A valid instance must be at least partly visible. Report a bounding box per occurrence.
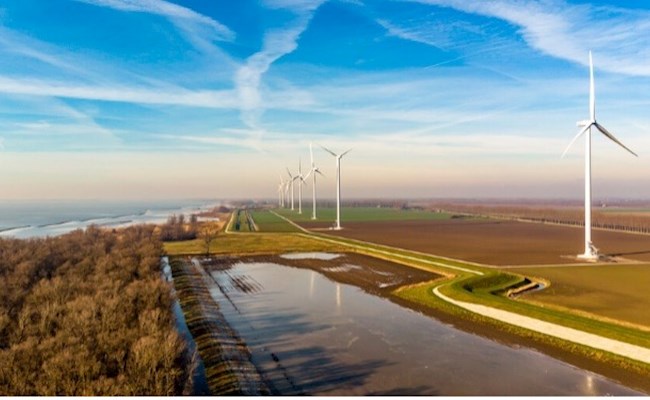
[562,52,637,159]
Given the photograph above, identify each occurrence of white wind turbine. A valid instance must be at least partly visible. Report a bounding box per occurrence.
[286,168,296,210]
[320,144,352,230]
[297,158,307,215]
[283,180,291,208]
[305,143,325,220]
[277,174,285,208]
[562,51,637,261]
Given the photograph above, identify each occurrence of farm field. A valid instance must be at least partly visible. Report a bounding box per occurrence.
[275,206,459,226]
[315,218,650,266]
[249,210,300,232]
[511,264,650,327]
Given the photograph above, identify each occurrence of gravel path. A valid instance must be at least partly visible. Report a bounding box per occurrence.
[433,286,650,364]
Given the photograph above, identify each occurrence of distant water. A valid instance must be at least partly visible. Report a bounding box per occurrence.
[0,199,224,239]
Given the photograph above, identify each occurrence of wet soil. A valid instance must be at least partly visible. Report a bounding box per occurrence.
[204,252,442,296]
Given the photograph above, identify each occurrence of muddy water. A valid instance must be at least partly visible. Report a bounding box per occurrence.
[206,261,642,396]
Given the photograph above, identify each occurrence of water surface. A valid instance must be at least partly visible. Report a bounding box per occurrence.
[0,199,222,238]
[206,261,642,396]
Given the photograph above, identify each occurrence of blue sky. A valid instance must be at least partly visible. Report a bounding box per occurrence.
[0,0,648,200]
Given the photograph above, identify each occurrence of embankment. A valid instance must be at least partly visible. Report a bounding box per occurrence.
[169,257,269,395]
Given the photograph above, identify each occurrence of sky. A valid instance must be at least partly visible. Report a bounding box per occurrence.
[0,0,648,201]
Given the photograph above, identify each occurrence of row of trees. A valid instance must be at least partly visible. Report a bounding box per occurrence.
[429,202,650,234]
[160,214,199,241]
[0,225,191,395]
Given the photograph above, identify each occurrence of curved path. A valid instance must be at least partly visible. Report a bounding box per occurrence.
[433,286,650,364]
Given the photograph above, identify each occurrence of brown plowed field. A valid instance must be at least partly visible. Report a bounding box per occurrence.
[309,219,650,266]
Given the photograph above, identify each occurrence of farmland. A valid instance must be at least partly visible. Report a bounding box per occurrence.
[318,218,650,266]
[248,210,300,232]
[274,206,460,226]
[511,263,650,327]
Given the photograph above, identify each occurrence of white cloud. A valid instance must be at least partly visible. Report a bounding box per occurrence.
[0,76,239,108]
[74,0,235,41]
[234,1,325,132]
[405,0,650,76]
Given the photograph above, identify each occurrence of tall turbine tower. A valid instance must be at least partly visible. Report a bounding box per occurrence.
[562,51,637,261]
[320,145,352,230]
[286,168,296,210]
[278,174,285,208]
[306,143,324,220]
[297,158,306,215]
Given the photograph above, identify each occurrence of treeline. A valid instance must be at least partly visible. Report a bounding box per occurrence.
[0,225,191,395]
[160,214,199,241]
[429,202,650,234]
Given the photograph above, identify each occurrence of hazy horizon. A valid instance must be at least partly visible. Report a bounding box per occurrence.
[0,0,648,200]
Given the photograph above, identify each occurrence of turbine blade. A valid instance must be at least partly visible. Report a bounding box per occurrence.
[286,167,292,178]
[589,51,595,121]
[594,122,638,157]
[562,123,592,158]
[319,144,337,157]
[316,169,325,177]
[340,148,353,157]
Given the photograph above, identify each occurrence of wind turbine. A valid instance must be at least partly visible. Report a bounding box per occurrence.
[562,51,637,261]
[283,180,291,208]
[277,174,284,208]
[297,158,307,215]
[286,168,296,210]
[320,144,352,230]
[305,143,324,220]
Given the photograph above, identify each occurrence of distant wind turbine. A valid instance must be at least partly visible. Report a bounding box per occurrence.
[305,143,325,220]
[562,51,637,261]
[320,144,352,230]
[297,158,307,215]
[277,174,285,208]
[286,168,296,210]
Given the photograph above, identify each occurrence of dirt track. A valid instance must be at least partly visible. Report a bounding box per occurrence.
[311,219,650,266]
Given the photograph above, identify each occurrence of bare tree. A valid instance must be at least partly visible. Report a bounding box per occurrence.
[199,225,218,256]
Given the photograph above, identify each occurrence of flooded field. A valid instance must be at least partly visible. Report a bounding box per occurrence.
[199,255,642,395]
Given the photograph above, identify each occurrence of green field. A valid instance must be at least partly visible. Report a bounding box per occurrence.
[511,264,650,328]
[249,210,300,232]
[164,232,347,256]
[275,206,458,223]
[229,209,255,232]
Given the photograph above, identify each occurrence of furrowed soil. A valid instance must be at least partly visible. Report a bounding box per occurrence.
[307,219,650,266]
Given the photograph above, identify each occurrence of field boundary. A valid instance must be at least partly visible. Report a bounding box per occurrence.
[432,284,650,365]
[298,232,483,276]
[271,209,491,269]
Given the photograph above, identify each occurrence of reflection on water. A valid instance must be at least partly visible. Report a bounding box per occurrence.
[206,261,642,396]
[280,252,342,260]
[336,282,342,310]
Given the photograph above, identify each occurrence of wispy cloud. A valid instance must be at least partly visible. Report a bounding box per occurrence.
[234,0,325,135]
[0,76,238,108]
[74,0,235,41]
[405,0,650,76]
